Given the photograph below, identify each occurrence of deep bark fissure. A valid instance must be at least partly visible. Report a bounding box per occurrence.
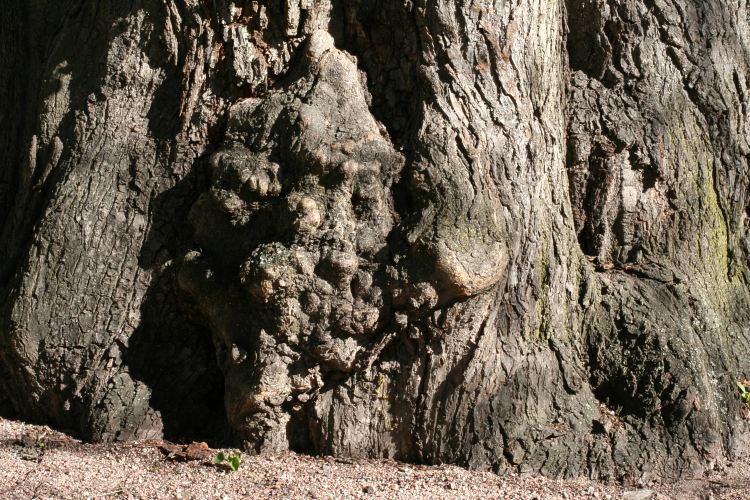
[1,0,749,481]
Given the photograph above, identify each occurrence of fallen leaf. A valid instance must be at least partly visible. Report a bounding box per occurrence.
[158,441,213,462]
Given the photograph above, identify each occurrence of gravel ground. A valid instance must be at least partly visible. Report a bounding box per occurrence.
[0,418,746,499]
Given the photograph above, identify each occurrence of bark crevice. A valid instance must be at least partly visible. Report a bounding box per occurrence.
[1,0,749,482]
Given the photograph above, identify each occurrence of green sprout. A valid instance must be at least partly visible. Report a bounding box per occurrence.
[212,451,242,472]
[737,381,750,406]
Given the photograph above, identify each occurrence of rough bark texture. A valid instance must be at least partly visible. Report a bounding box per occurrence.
[1,0,749,481]
[0,0,229,441]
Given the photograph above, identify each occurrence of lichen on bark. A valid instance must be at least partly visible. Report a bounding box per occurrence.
[0,0,749,483]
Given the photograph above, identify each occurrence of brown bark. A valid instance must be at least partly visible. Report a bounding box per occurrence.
[1,0,749,481]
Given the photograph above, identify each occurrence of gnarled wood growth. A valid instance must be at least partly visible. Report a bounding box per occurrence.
[0,0,749,481]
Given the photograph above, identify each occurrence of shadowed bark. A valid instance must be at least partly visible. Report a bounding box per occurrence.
[1,0,749,481]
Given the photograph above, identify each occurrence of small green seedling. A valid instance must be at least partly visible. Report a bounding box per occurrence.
[737,381,750,406]
[213,451,242,472]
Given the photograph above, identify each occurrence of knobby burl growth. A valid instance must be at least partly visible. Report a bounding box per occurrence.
[5,0,749,483]
[178,31,507,452]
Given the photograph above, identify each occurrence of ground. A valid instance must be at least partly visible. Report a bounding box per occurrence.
[0,418,746,499]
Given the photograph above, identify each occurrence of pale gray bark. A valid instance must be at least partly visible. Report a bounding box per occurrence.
[1,0,749,481]
[0,0,229,441]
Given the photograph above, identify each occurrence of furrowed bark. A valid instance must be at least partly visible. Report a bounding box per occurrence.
[1,0,749,481]
[0,0,230,441]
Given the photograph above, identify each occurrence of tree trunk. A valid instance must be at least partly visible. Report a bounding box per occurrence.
[1,0,749,481]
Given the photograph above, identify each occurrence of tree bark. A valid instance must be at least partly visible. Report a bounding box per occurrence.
[1,0,749,481]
